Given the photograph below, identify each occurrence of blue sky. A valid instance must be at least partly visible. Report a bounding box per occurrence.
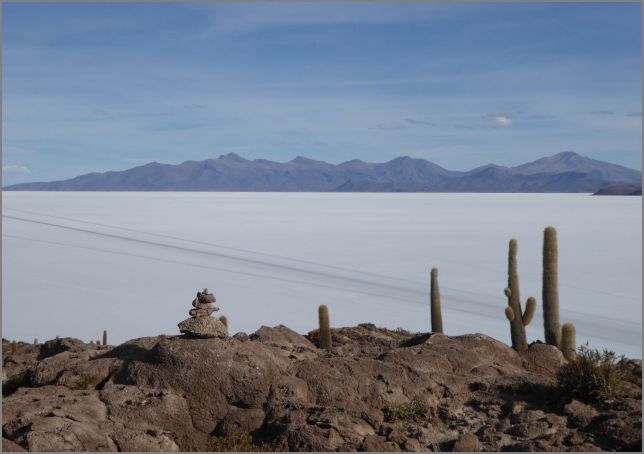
[2,2,642,185]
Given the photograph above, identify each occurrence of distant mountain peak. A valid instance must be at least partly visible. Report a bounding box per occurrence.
[341,158,365,165]
[3,152,640,193]
[551,151,583,162]
[218,152,246,162]
[291,156,319,164]
[390,155,413,162]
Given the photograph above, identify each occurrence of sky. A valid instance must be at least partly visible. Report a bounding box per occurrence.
[2,2,642,185]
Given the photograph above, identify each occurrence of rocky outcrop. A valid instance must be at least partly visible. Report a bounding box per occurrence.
[2,325,641,452]
[177,289,227,339]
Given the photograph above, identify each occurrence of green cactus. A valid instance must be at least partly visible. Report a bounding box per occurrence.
[102,330,108,347]
[543,226,561,349]
[318,304,332,350]
[522,297,537,325]
[504,239,535,352]
[430,268,443,334]
[561,323,576,361]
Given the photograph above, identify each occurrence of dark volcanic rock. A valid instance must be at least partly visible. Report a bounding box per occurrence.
[593,184,642,196]
[1,324,641,452]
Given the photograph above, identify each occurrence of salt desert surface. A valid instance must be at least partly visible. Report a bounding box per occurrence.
[2,192,641,357]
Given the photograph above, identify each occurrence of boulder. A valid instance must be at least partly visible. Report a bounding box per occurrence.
[2,386,117,451]
[39,337,87,359]
[453,433,480,452]
[563,399,599,428]
[188,308,215,317]
[251,325,319,360]
[522,343,565,377]
[177,316,227,338]
[2,438,25,452]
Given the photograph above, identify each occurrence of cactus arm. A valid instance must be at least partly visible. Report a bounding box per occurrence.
[561,322,576,361]
[505,306,515,321]
[522,297,536,326]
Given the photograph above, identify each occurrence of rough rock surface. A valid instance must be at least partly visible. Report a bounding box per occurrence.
[2,326,641,452]
[177,316,227,339]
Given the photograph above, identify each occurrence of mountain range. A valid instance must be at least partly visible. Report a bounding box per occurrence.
[4,151,641,193]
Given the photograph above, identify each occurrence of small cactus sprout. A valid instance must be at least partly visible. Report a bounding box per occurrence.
[505,306,515,322]
[430,268,443,334]
[505,239,533,352]
[219,315,228,328]
[561,323,576,361]
[543,226,561,349]
[96,340,101,346]
[102,330,108,346]
[318,304,332,350]
[11,340,17,354]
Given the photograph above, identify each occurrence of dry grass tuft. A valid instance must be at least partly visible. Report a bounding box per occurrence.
[557,344,633,403]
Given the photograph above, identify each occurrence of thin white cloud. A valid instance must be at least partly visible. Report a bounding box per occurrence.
[405,118,435,127]
[483,114,512,127]
[192,3,477,36]
[374,122,406,131]
[2,164,30,174]
[3,146,34,156]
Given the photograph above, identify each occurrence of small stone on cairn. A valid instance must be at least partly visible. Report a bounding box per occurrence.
[177,288,228,338]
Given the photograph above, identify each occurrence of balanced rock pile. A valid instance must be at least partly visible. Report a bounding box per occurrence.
[177,288,228,338]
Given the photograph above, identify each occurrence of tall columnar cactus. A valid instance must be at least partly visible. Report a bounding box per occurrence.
[543,226,561,349]
[11,340,17,355]
[503,239,536,352]
[102,330,108,347]
[318,304,332,350]
[430,268,444,334]
[561,323,576,361]
[34,338,38,346]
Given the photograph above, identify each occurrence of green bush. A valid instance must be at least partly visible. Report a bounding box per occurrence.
[557,344,630,403]
[383,399,431,423]
[389,327,418,339]
[70,375,99,391]
[207,435,270,452]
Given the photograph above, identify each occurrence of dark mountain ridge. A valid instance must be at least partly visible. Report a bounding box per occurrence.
[4,151,641,193]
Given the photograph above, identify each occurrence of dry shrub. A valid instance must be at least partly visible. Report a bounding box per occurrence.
[383,399,431,423]
[207,435,270,452]
[70,375,99,391]
[557,344,631,403]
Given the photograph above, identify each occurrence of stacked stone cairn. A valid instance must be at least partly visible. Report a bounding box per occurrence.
[177,288,228,338]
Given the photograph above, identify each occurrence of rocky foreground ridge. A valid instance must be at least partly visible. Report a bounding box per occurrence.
[2,325,642,452]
